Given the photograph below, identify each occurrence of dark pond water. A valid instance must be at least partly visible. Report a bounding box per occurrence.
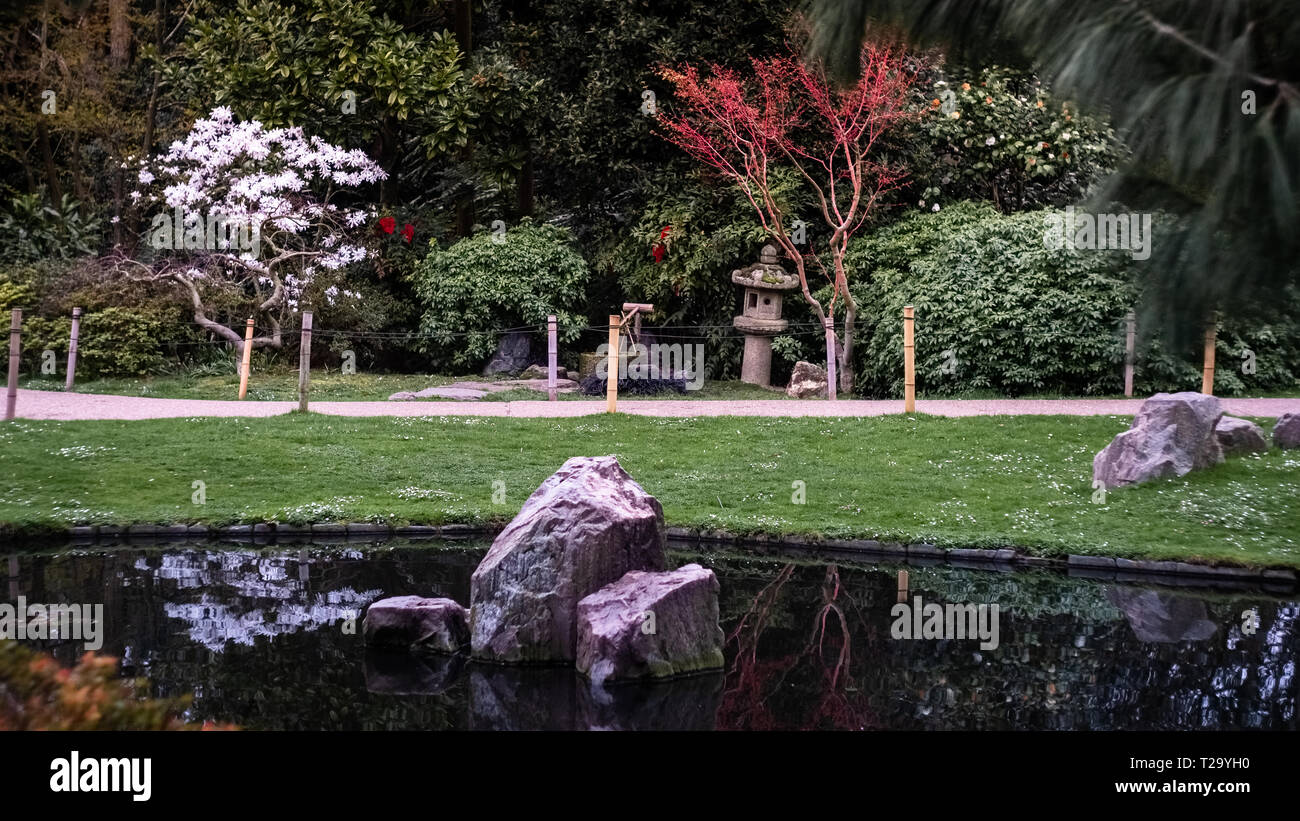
[4,539,1296,730]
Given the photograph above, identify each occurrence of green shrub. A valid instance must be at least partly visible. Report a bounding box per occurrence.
[0,193,102,263]
[848,202,1300,397]
[412,219,590,371]
[21,307,168,379]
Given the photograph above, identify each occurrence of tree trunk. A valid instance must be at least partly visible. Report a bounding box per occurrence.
[516,150,534,217]
[36,120,62,203]
[453,0,475,237]
[838,307,856,396]
[109,0,130,68]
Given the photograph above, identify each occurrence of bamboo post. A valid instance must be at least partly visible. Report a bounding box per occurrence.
[903,305,916,413]
[1201,317,1216,395]
[606,314,620,413]
[5,309,19,421]
[65,307,81,391]
[1123,309,1135,398]
[297,311,313,413]
[237,317,254,400]
[547,315,558,402]
[824,317,837,401]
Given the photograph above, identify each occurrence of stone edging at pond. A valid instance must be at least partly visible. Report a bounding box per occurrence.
[31,521,1299,592]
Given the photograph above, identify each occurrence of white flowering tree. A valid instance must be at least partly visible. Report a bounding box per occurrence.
[117,107,386,354]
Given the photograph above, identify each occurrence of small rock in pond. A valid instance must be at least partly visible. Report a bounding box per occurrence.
[363,595,469,653]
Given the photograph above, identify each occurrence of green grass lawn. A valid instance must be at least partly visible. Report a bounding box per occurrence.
[2,413,1297,568]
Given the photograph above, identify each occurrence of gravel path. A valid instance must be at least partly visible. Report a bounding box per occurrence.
[11,388,1297,421]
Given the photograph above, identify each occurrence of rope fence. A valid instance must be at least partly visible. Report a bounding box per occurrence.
[2,304,1213,419]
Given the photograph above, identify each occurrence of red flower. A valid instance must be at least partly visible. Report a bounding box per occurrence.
[652,224,672,262]
[401,223,414,243]
[378,216,396,234]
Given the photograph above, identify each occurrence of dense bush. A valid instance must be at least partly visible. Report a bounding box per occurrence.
[848,202,1300,397]
[21,307,169,379]
[0,192,102,263]
[897,65,1120,214]
[849,202,1134,397]
[412,220,590,371]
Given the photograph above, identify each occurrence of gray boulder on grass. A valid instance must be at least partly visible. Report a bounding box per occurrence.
[786,360,828,399]
[470,455,668,663]
[1274,412,1300,449]
[1215,416,1269,454]
[1093,392,1224,488]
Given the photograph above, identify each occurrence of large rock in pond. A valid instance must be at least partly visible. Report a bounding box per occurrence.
[1215,416,1268,455]
[575,563,724,685]
[482,330,533,376]
[1274,412,1300,449]
[786,360,828,399]
[470,455,668,663]
[363,596,469,654]
[1093,392,1224,488]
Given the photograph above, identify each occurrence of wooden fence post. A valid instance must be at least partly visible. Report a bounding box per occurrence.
[1201,316,1216,395]
[65,307,81,391]
[298,311,313,413]
[1123,309,1135,397]
[547,315,558,402]
[824,316,837,401]
[238,317,254,400]
[5,309,19,421]
[903,305,916,413]
[606,314,620,413]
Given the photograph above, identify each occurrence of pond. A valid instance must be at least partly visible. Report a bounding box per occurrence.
[4,539,1296,730]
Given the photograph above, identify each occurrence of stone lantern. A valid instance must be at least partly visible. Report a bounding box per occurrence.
[732,244,800,386]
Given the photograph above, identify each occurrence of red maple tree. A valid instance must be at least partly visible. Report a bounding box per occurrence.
[657,43,913,395]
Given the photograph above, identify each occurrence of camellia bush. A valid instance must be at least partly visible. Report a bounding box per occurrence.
[412,220,590,371]
[903,65,1120,213]
[600,167,817,380]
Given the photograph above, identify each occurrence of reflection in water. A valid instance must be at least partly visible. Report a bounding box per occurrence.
[365,650,465,696]
[2,541,1295,730]
[1105,588,1219,643]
